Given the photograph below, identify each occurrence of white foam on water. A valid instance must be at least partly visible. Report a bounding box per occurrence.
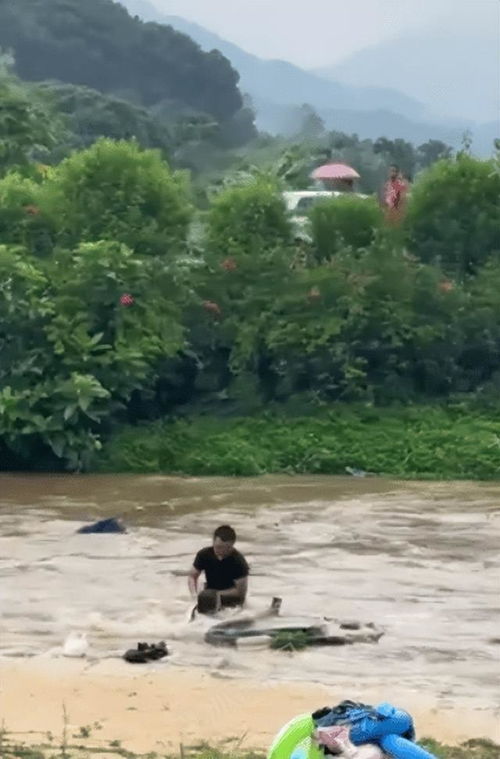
[0,475,499,712]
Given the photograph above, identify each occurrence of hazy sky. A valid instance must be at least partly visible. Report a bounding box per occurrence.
[150,0,499,68]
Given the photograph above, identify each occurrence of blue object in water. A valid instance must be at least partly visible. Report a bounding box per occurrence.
[77,517,126,534]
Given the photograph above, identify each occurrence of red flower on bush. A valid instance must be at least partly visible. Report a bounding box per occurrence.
[220,257,237,272]
[439,280,453,293]
[24,204,40,216]
[120,293,135,307]
[203,300,222,317]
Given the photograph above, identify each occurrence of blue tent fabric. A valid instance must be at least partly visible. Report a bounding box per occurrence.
[350,710,434,759]
[312,702,435,759]
[313,701,378,728]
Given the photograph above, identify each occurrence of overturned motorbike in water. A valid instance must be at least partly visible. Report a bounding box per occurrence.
[203,598,385,650]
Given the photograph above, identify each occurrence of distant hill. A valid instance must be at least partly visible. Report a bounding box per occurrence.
[120,0,427,118]
[317,26,500,126]
[0,0,252,138]
[120,0,497,155]
[255,100,499,157]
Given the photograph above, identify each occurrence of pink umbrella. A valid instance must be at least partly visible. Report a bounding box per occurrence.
[311,163,360,180]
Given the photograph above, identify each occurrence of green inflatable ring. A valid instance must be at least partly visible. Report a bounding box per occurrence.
[267,714,324,759]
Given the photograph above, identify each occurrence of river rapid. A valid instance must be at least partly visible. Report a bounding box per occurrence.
[0,473,499,729]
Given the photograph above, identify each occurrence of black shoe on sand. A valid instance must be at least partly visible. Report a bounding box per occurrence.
[123,641,169,663]
[148,641,168,660]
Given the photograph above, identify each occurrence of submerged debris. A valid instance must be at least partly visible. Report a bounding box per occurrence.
[77,518,126,534]
[204,600,384,650]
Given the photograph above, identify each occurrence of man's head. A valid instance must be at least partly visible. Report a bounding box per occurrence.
[389,164,399,180]
[196,588,218,615]
[213,524,236,559]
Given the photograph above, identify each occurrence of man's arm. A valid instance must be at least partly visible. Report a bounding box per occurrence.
[188,566,201,599]
[218,576,248,603]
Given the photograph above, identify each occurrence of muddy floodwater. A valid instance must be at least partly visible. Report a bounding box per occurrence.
[0,473,499,724]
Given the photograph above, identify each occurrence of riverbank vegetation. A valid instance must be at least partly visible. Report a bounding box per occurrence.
[97,408,500,479]
[2,734,499,759]
[0,11,499,476]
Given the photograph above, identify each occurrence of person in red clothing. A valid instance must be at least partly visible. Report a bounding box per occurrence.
[383,165,404,209]
[383,165,408,223]
[397,170,411,201]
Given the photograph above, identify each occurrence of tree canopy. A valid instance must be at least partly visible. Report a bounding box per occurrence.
[0,138,499,469]
[0,67,60,174]
[38,82,173,160]
[0,0,248,127]
[0,22,498,472]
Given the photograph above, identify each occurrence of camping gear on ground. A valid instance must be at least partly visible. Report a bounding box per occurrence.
[267,704,437,759]
[313,726,384,758]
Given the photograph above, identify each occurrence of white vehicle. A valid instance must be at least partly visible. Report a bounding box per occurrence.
[283,190,340,220]
[283,190,369,241]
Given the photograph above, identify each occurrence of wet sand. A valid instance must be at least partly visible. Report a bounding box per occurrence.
[1,659,499,753]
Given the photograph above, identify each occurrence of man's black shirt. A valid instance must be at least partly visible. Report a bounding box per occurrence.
[193,547,249,591]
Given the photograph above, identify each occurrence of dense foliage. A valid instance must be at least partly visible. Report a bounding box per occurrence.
[0,45,499,473]
[0,237,185,470]
[209,130,461,201]
[405,155,500,277]
[0,0,255,145]
[0,0,237,118]
[309,195,383,260]
[98,408,500,479]
[38,82,174,160]
[0,44,458,197]
[0,69,61,175]
[206,179,293,254]
[40,138,192,256]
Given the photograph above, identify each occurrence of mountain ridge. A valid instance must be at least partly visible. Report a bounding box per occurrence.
[316,25,500,125]
[119,0,500,156]
[120,0,427,118]
[120,0,498,155]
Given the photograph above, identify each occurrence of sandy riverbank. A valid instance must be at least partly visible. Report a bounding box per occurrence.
[1,659,498,753]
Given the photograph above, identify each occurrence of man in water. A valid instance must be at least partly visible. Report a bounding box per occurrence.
[188,525,249,614]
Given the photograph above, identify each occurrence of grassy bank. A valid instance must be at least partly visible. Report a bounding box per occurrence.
[3,737,500,759]
[96,405,500,479]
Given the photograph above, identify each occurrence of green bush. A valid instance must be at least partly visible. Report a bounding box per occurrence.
[309,194,383,260]
[206,177,293,256]
[405,155,500,277]
[261,244,466,403]
[0,171,57,256]
[40,138,192,257]
[0,240,185,470]
[2,116,500,474]
[182,178,296,408]
[97,406,500,480]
